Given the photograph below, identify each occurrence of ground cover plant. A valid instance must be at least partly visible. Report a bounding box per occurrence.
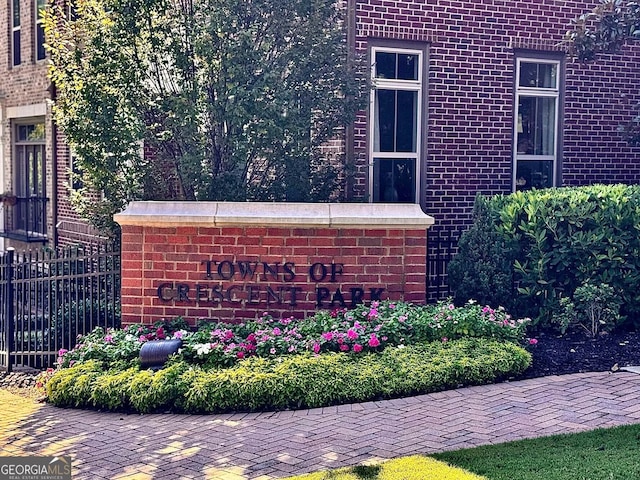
[44,300,531,413]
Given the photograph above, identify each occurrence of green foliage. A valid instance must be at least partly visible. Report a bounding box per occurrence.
[44,0,366,234]
[47,338,531,413]
[452,185,640,329]
[59,301,530,371]
[448,196,516,311]
[553,282,623,336]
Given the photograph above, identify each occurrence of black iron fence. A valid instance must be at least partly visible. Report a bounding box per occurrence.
[0,243,121,371]
[427,229,459,303]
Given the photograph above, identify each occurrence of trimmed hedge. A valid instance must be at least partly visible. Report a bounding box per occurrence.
[46,338,531,413]
[450,185,640,328]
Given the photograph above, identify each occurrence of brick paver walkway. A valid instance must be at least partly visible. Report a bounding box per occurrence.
[2,371,640,479]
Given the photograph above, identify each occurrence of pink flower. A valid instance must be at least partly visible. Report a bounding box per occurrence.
[347,329,358,340]
[340,344,349,352]
[272,327,282,336]
[382,336,388,341]
[353,344,363,353]
[398,315,407,323]
[237,351,245,359]
[389,303,396,309]
[173,331,184,339]
[321,331,334,341]
[288,345,296,352]
[312,343,321,354]
[368,308,378,318]
[442,337,448,343]
[529,338,538,345]
[104,335,113,343]
[270,348,277,354]
[448,304,455,310]
[58,348,68,357]
[138,335,148,343]
[155,327,166,339]
[368,334,380,348]
[246,333,256,343]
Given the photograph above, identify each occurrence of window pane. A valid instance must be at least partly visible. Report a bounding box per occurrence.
[373,158,416,202]
[519,62,557,89]
[517,96,556,155]
[36,24,46,60]
[396,90,417,152]
[375,52,396,79]
[515,160,554,190]
[13,30,21,66]
[13,0,20,27]
[374,89,396,152]
[397,54,418,80]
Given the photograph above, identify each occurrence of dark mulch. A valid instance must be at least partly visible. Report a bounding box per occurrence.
[517,329,640,380]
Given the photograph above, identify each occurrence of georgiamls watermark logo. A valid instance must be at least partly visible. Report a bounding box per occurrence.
[0,456,71,480]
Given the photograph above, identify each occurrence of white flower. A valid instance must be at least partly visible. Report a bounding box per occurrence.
[194,343,212,356]
[125,334,136,342]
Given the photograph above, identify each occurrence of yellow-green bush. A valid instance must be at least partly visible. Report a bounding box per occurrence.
[46,338,530,413]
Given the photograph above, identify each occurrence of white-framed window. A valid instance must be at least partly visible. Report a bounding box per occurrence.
[11,0,21,66]
[369,47,423,203]
[35,0,46,61]
[513,58,561,191]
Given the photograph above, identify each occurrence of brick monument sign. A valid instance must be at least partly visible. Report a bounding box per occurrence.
[115,202,434,325]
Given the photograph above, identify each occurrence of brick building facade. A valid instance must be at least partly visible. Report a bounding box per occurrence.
[350,0,640,235]
[1,0,639,251]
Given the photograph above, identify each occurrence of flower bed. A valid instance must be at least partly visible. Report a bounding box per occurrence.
[45,301,532,413]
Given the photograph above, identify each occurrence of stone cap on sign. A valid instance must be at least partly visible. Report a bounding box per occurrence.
[114,201,435,229]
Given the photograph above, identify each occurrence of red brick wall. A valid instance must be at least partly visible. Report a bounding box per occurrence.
[120,224,427,325]
[352,0,640,234]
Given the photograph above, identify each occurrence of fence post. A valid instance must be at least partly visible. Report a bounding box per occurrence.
[4,248,14,373]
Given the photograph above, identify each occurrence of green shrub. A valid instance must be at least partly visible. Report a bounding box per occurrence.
[47,338,531,413]
[553,282,623,336]
[452,185,640,329]
[448,196,517,311]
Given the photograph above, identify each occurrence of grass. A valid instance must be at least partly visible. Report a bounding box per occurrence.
[434,423,640,480]
[285,424,640,480]
[285,456,486,480]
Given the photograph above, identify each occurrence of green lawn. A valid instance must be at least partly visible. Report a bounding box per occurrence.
[434,424,640,480]
[286,424,640,480]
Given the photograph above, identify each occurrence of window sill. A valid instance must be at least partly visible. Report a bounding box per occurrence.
[0,231,48,243]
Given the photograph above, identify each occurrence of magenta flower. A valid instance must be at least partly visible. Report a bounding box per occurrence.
[340,344,349,352]
[442,337,448,343]
[529,338,538,345]
[104,335,113,343]
[321,331,334,341]
[272,327,282,336]
[58,348,68,356]
[353,344,363,353]
[347,329,358,340]
[368,334,380,348]
[237,351,245,359]
[312,343,321,354]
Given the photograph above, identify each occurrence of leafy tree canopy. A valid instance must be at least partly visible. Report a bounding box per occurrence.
[45,0,365,234]
[566,0,639,146]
